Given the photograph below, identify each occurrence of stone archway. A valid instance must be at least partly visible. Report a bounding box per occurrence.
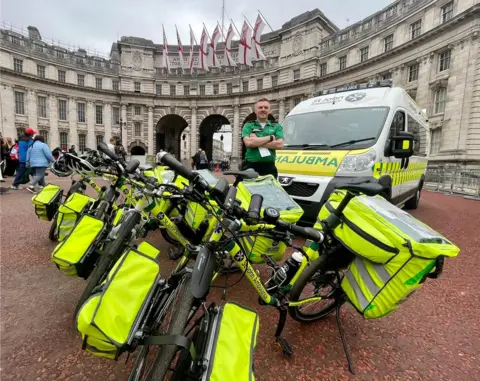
[241,112,276,161]
[198,114,231,162]
[156,114,188,159]
[128,140,148,164]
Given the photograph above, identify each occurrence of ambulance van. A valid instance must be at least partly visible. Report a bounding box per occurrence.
[276,80,430,226]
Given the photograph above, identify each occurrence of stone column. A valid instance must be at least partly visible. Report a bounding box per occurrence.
[68,97,78,148]
[104,103,112,144]
[278,98,286,123]
[190,105,197,157]
[49,95,59,148]
[121,104,128,150]
[415,55,433,111]
[231,104,241,169]
[27,89,37,130]
[86,101,95,149]
[147,106,154,155]
[0,85,15,138]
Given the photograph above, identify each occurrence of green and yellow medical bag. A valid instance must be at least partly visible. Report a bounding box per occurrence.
[316,190,460,319]
[76,242,160,360]
[55,193,94,241]
[31,184,63,221]
[51,214,105,277]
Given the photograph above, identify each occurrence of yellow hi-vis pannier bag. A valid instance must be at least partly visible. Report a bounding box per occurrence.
[31,184,63,221]
[56,193,94,241]
[51,215,105,277]
[204,302,259,381]
[316,190,460,319]
[76,242,160,360]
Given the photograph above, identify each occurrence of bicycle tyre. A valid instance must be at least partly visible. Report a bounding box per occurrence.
[146,274,195,381]
[160,227,180,245]
[48,215,58,242]
[73,213,140,320]
[288,255,344,323]
[66,181,84,198]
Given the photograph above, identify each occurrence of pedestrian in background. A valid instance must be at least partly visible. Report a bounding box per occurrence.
[25,135,54,193]
[11,128,35,190]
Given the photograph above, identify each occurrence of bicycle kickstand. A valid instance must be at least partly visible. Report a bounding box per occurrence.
[335,303,355,375]
[275,307,293,357]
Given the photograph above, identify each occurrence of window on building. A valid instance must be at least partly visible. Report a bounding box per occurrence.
[78,74,85,86]
[257,79,263,90]
[134,122,142,137]
[339,56,347,70]
[213,84,219,95]
[360,46,369,62]
[434,88,447,114]
[293,69,300,80]
[407,89,417,101]
[13,58,23,73]
[58,70,66,83]
[14,91,25,115]
[77,102,86,123]
[95,78,102,89]
[226,83,232,94]
[243,81,249,92]
[319,63,327,77]
[411,20,422,39]
[59,132,68,150]
[271,76,278,87]
[184,85,190,95]
[95,105,103,124]
[134,82,141,92]
[11,36,20,45]
[184,141,187,149]
[134,106,141,116]
[381,72,392,80]
[294,98,302,106]
[76,57,84,64]
[199,85,206,95]
[113,107,120,125]
[37,65,45,78]
[439,50,451,72]
[112,80,119,91]
[58,99,67,120]
[408,64,419,82]
[95,61,102,68]
[96,135,104,147]
[408,115,427,156]
[16,128,24,138]
[384,34,394,52]
[170,85,176,96]
[78,134,86,153]
[156,84,162,96]
[56,51,65,59]
[441,1,454,23]
[38,130,49,144]
[430,128,442,154]
[37,96,47,118]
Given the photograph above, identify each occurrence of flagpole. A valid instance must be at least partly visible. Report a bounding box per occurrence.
[230,18,241,37]
[242,14,254,30]
[189,24,199,45]
[257,9,274,32]
[221,0,225,37]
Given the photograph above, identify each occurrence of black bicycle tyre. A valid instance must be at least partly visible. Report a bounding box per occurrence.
[73,213,139,319]
[288,255,344,323]
[160,227,180,245]
[48,215,58,242]
[145,274,195,381]
[66,181,84,198]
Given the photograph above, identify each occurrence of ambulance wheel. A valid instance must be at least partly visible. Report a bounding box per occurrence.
[405,187,421,210]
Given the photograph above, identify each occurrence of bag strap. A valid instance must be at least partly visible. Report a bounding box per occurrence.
[142,334,196,360]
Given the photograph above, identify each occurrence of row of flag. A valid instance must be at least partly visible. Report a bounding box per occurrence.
[162,13,267,72]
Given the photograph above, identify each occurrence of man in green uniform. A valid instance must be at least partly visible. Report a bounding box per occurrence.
[242,98,284,178]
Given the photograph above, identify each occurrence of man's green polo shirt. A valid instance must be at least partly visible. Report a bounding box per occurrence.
[241,120,284,163]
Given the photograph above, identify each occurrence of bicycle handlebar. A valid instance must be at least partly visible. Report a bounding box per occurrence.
[97,142,120,162]
[158,152,196,183]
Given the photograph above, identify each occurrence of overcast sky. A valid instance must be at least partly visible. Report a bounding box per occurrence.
[2,0,391,54]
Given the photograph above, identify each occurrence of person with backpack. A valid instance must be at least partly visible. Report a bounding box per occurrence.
[11,128,35,190]
[25,135,54,193]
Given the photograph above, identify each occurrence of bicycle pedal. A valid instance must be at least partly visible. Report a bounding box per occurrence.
[168,247,184,261]
[276,337,293,357]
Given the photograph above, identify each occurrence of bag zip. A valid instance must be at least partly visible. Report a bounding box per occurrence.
[325,202,399,254]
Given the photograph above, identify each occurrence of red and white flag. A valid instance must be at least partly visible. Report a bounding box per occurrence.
[189,25,196,73]
[207,25,221,68]
[238,21,252,66]
[162,25,170,71]
[224,23,236,66]
[198,26,209,71]
[252,14,266,61]
[175,25,186,70]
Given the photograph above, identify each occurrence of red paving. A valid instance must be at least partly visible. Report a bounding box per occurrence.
[1,175,479,381]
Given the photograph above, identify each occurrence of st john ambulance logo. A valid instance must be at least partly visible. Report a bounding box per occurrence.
[345,92,366,102]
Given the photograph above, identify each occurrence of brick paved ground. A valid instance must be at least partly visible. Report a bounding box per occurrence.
[1,174,479,380]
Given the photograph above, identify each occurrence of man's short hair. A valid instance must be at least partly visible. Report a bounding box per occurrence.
[256,98,270,104]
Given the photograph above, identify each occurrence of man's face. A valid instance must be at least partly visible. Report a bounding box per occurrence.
[255,101,270,120]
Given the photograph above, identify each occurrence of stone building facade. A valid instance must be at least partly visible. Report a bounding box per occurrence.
[0,0,479,169]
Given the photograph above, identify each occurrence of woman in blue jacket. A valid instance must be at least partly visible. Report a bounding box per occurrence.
[26,135,54,193]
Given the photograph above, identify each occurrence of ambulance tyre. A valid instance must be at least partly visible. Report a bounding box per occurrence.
[405,187,421,210]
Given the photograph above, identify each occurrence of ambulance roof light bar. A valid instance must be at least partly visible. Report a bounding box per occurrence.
[312,79,393,97]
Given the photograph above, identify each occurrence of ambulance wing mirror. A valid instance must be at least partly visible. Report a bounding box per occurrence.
[388,131,414,159]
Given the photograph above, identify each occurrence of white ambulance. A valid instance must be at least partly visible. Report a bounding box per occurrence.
[276,80,430,226]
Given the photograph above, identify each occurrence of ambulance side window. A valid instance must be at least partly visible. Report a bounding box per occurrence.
[407,114,427,157]
[390,111,406,137]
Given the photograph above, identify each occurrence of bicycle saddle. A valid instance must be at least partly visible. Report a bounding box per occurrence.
[223,169,259,180]
[336,181,385,197]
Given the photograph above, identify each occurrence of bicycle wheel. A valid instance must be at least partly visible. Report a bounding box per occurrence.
[288,255,344,323]
[73,212,140,319]
[48,215,58,242]
[140,274,195,381]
